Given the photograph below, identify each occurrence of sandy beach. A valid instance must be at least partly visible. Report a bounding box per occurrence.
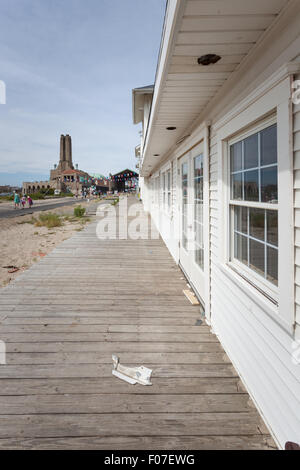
[0,199,92,287]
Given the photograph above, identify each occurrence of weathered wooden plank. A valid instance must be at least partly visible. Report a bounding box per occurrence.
[0,324,210,334]
[0,364,237,379]
[0,377,246,395]
[3,316,205,326]
[0,332,216,343]
[0,435,275,450]
[0,393,253,414]
[6,351,229,365]
[0,413,270,438]
[6,341,221,353]
[3,308,200,315]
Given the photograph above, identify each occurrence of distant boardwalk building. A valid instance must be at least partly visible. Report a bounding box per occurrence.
[110,169,139,193]
[22,134,90,195]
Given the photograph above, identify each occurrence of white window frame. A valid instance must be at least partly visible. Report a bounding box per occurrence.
[216,75,294,331]
[167,169,171,212]
[160,163,172,217]
[155,175,160,206]
[161,172,166,209]
[228,116,278,301]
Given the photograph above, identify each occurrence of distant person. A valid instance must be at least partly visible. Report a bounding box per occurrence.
[13,192,20,209]
[27,196,33,208]
[21,195,26,209]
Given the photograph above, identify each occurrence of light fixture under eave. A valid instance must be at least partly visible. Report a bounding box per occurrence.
[197,54,221,66]
[176,134,191,145]
[153,154,160,157]
[166,126,176,130]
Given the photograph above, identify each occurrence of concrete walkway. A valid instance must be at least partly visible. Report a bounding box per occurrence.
[0,197,275,449]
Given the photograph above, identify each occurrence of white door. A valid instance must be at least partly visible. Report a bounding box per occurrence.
[179,143,206,305]
[179,154,191,277]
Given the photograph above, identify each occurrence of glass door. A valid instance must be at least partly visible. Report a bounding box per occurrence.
[179,154,192,280]
[179,143,206,306]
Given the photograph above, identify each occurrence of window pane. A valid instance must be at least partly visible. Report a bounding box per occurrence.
[261,125,277,166]
[234,233,248,265]
[244,133,258,169]
[195,247,204,270]
[249,239,265,277]
[182,162,188,250]
[234,206,247,234]
[244,170,259,201]
[230,142,242,172]
[194,155,203,177]
[195,178,203,201]
[195,200,203,224]
[267,210,278,246]
[267,246,278,285]
[249,208,265,242]
[231,173,243,200]
[261,166,277,203]
[195,221,203,247]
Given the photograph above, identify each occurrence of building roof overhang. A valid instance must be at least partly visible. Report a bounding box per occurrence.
[132,86,154,125]
[140,0,296,177]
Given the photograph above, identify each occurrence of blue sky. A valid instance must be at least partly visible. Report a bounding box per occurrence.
[0,0,165,185]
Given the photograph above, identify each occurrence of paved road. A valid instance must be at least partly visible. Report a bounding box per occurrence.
[0,198,85,219]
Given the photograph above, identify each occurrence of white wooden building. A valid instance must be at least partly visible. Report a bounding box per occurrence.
[132,0,300,449]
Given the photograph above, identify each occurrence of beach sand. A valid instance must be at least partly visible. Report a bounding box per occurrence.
[0,201,92,287]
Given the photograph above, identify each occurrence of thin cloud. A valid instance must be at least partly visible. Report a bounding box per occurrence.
[0,0,165,182]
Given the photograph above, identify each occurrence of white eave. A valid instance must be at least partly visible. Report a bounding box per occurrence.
[135,144,141,158]
[132,85,154,125]
[141,0,294,177]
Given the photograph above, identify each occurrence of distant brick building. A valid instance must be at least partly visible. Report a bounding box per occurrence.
[22,135,90,195]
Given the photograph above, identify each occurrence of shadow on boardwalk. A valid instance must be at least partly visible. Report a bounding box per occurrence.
[0,196,276,449]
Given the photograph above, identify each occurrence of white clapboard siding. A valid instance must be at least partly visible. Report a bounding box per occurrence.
[208,103,300,447]
[294,73,300,333]
[209,128,219,314]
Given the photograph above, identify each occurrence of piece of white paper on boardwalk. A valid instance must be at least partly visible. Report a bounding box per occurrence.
[112,354,152,385]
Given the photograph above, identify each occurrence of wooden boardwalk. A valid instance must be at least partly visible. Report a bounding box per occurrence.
[0,197,276,449]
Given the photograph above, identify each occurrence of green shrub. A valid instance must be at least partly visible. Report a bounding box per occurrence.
[28,192,45,200]
[35,213,62,229]
[74,205,86,218]
[54,192,73,198]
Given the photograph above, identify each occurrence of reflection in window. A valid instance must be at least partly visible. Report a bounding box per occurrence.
[182,163,188,250]
[230,124,277,204]
[233,206,278,285]
[194,155,204,270]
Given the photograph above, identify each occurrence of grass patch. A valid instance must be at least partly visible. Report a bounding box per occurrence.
[35,213,63,229]
[74,205,86,218]
[111,198,119,206]
[79,217,91,225]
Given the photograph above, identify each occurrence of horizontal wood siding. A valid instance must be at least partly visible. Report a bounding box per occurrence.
[209,130,218,314]
[294,73,300,334]
[209,106,300,447]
